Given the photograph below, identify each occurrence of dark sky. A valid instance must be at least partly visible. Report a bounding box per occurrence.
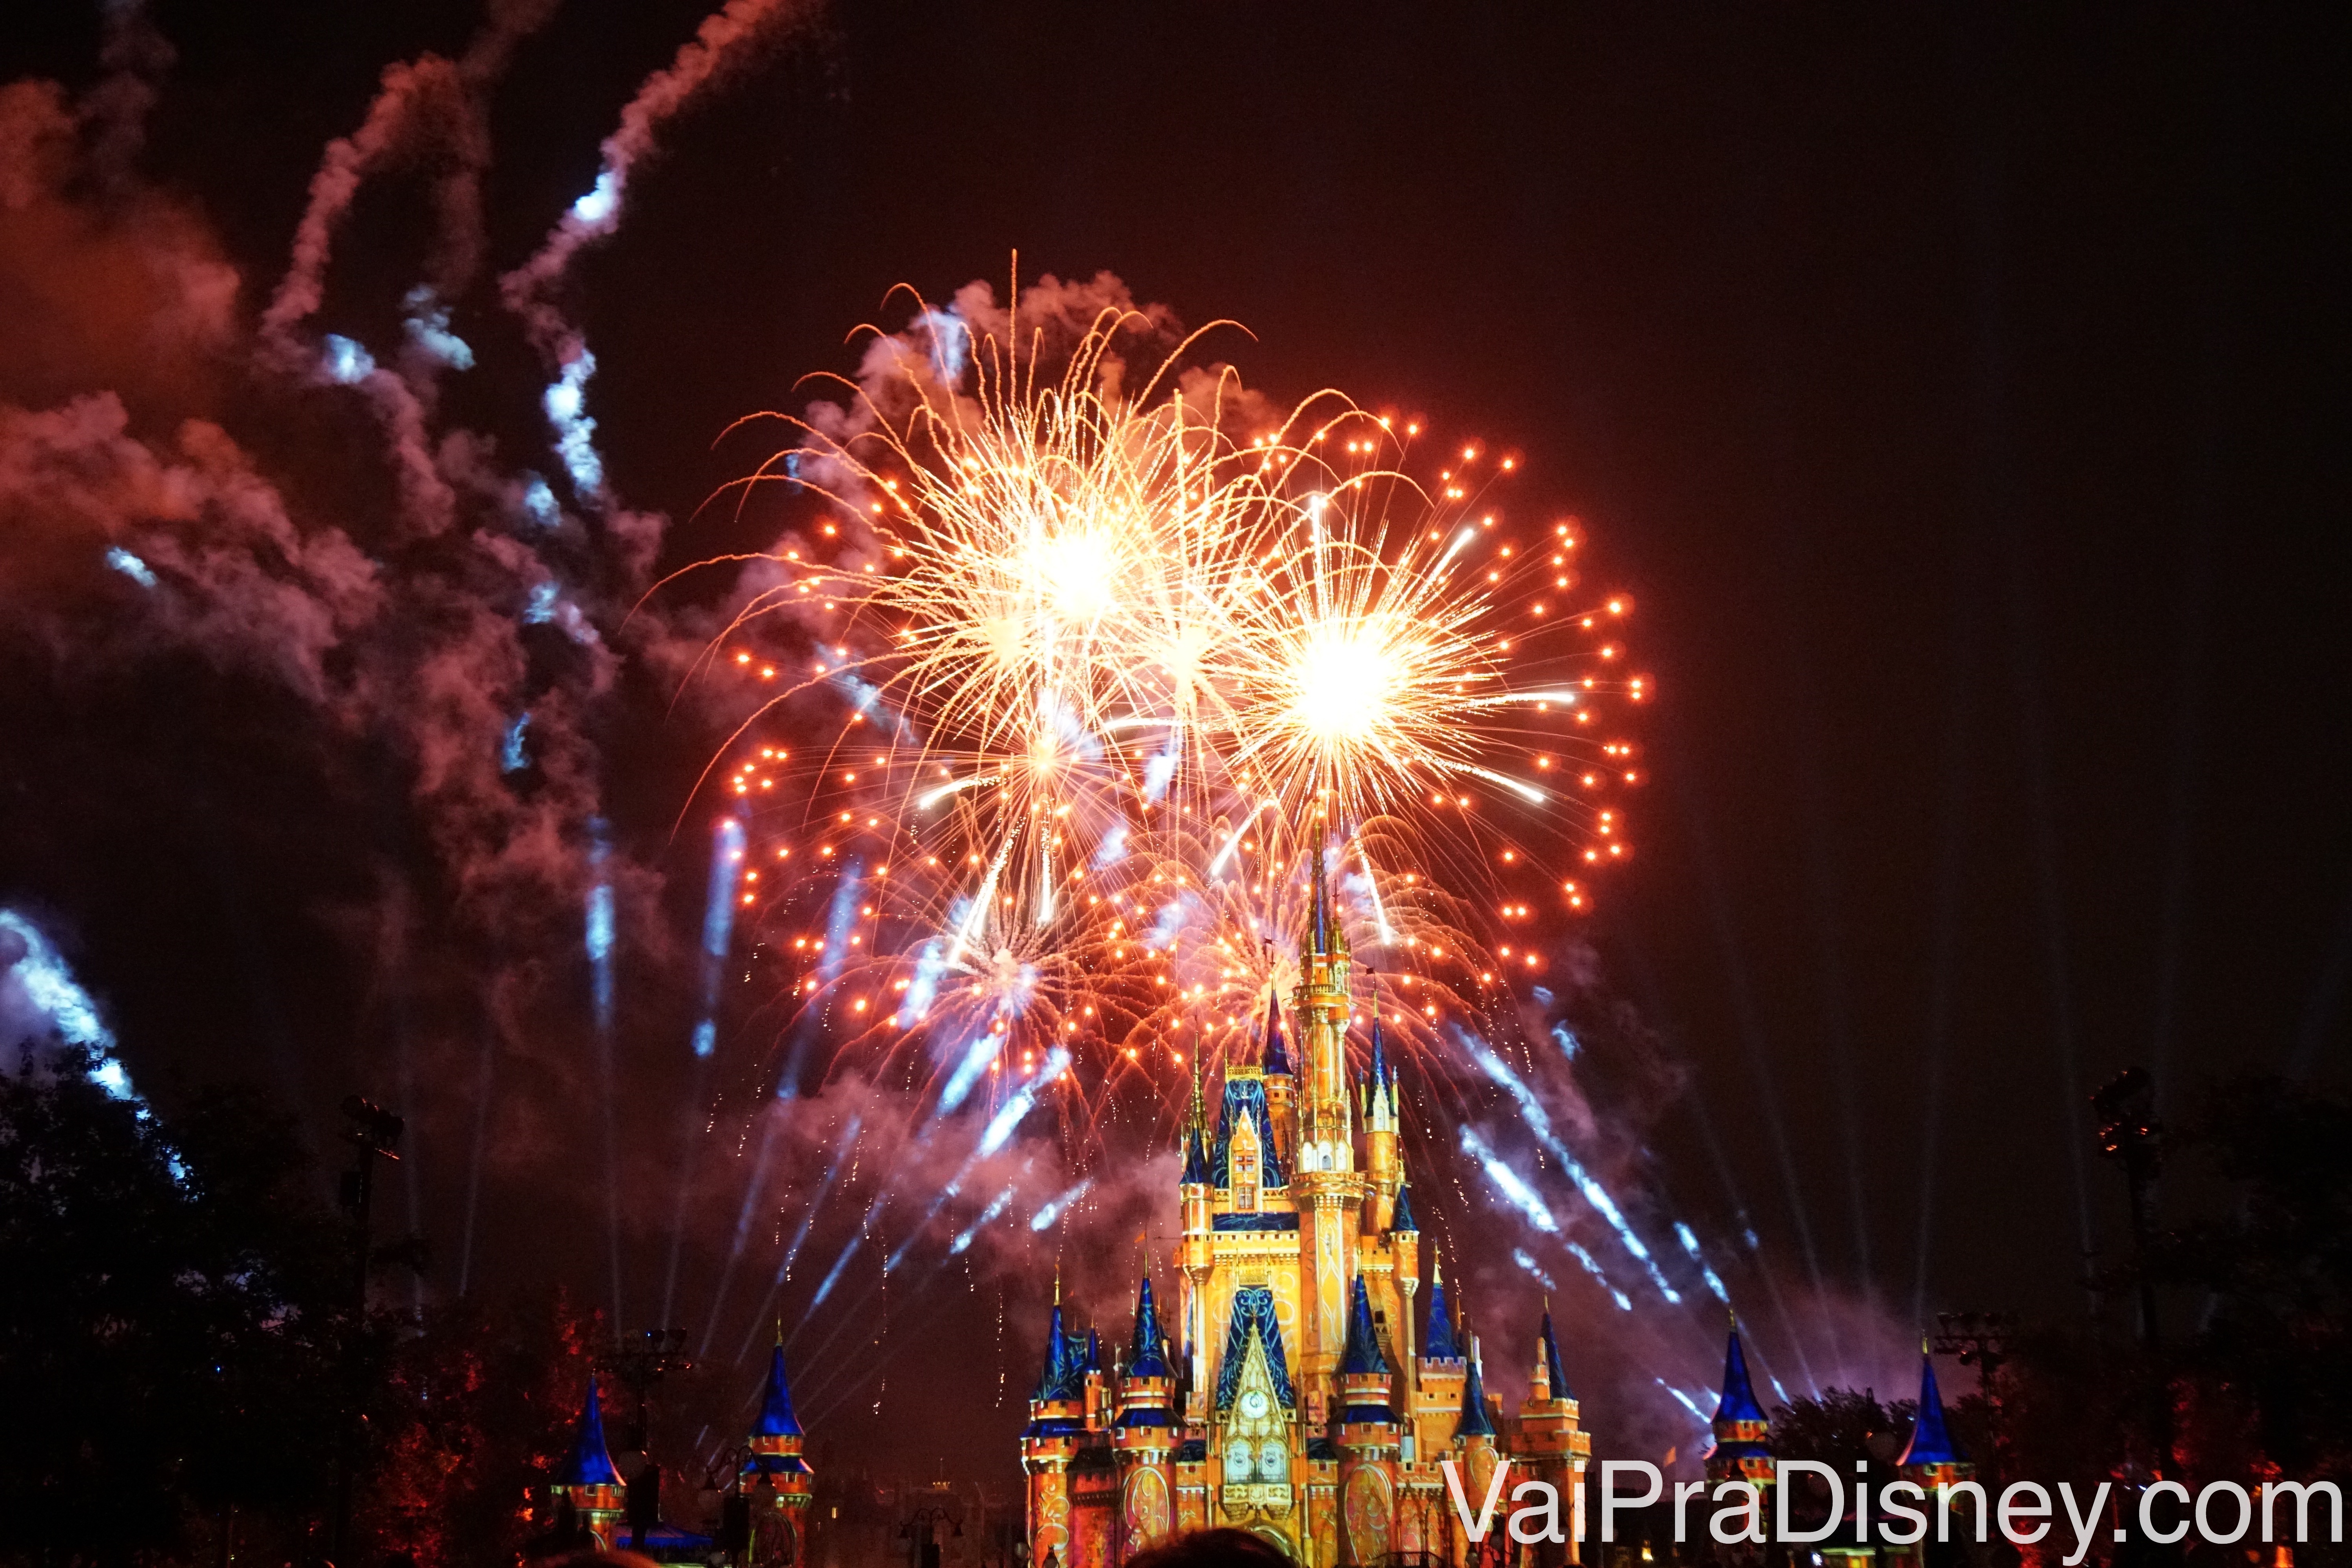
[2,0,2348,1480]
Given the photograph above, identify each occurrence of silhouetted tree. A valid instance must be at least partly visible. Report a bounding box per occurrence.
[1769,1388,1915,1538]
[354,1288,601,1568]
[2149,1074,2352,1482]
[0,1046,359,1565]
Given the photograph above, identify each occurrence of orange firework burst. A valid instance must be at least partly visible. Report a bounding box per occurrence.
[682,287,1644,1140]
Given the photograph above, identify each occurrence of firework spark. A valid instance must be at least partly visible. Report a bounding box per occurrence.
[673,283,1646,1185]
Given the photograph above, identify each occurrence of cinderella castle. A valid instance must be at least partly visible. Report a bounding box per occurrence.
[1016,856,1592,1567]
[1016,857,1973,1568]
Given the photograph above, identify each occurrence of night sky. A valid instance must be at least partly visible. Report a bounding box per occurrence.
[3,0,2348,1480]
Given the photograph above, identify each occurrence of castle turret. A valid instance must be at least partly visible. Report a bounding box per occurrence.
[1178,1068,1212,1405]
[1705,1318,1774,1485]
[1445,1339,1502,1568]
[1895,1345,1969,1488]
[1336,1275,1401,1565]
[742,1338,813,1565]
[1293,848,1354,1165]
[1021,1290,1087,1568]
[1084,1325,1108,1426]
[1292,848,1366,1409]
[1259,986,1297,1163]
[1363,1020,1401,1232]
[550,1373,627,1550]
[1516,1304,1591,1565]
[1114,1277,1178,1558]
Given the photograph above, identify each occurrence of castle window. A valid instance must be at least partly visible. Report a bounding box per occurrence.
[1231,1120,1260,1212]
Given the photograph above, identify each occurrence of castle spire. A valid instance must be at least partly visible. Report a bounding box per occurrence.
[1896,1348,1964,1467]
[1389,1181,1419,1234]
[554,1372,623,1488]
[1260,984,1292,1077]
[1703,1316,1773,1483]
[1310,845,1333,957]
[1180,1063,1211,1185]
[1711,1321,1766,1428]
[1537,1302,1570,1402]
[754,1341,803,1437]
[1338,1274,1389,1376]
[1180,1121,1210,1187]
[1454,1336,1497,1439]
[1033,1297,1082,1402]
[1128,1276,1172,1378]
[1424,1250,1463,1361]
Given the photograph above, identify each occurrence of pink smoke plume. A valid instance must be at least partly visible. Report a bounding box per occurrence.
[2,6,1935,1470]
[502,0,822,358]
[260,0,563,368]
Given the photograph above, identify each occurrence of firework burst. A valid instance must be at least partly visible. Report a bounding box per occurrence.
[681,283,1644,1151]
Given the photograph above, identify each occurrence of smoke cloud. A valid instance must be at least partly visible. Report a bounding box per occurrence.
[0,3,1927,1479]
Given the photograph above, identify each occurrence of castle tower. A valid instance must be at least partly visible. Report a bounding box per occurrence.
[1022,1291,1088,1568]
[743,1338,813,1565]
[1292,849,1366,1408]
[550,1373,627,1550]
[1013,847,1610,1568]
[1410,1250,1468,1466]
[1113,1278,1178,1559]
[1178,1068,1212,1408]
[1259,987,1298,1166]
[1335,1276,1401,1566]
[1445,1339,1501,1568]
[1516,1305,1592,1566]
[1389,1183,1421,1369]
[1085,1327,1107,1427]
[1895,1345,1969,1488]
[1704,1319,1774,1485]
[1878,1346,1972,1568]
[1362,1023,1401,1234]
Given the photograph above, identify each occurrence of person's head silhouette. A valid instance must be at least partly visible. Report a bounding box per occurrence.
[1121,1529,1292,1568]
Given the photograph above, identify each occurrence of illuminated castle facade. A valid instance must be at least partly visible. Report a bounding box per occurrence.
[1019,857,1591,1567]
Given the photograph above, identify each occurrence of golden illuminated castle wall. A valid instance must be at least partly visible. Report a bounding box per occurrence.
[1018,862,1592,1568]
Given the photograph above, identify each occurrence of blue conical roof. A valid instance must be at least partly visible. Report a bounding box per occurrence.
[1713,1327,1767,1426]
[1424,1265,1463,1360]
[1454,1343,1497,1439]
[1129,1278,1172,1379]
[753,1342,803,1437]
[1211,1071,1286,1189]
[1212,1285,1297,1412]
[1260,988,1292,1077]
[1897,1354,1964,1466]
[1339,1276,1390,1376]
[1034,1302,1083,1402]
[1085,1327,1102,1374]
[1538,1307,1570,1400]
[1181,1122,1210,1186]
[555,1372,623,1487]
[1368,1019,1389,1099]
[1389,1181,1419,1234]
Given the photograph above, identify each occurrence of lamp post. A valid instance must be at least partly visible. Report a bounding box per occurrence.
[601,1327,693,1454]
[2091,1067,2165,1349]
[598,1328,691,1550]
[1932,1310,2015,1482]
[2092,1064,2176,1511]
[329,1095,404,1566]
